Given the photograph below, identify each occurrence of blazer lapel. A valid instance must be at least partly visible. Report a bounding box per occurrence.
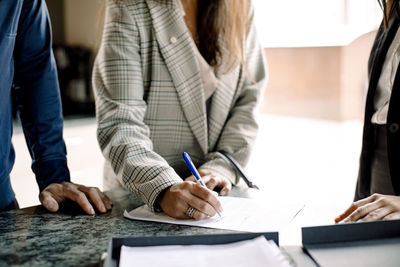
[365,15,400,121]
[146,0,208,154]
[208,68,239,151]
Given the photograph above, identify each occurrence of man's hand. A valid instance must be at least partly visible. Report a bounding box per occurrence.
[39,182,113,215]
[185,169,232,195]
[335,193,400,223]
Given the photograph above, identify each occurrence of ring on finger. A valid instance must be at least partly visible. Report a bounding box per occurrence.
[185,206,196,218]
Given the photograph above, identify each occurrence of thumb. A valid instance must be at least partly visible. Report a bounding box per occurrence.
[39,191,60,212]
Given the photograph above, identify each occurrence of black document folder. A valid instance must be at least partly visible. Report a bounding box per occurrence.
[104,232,278,267]
[302,219,400,267]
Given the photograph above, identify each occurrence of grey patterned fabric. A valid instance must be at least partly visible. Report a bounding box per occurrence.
[92,0,267,210]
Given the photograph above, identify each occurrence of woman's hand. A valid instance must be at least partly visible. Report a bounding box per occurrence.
[185,169,232,196]
[335,193,400,223]
[158,181,223,220]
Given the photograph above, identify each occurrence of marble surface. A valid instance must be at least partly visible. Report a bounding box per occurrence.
[0,187,315,267]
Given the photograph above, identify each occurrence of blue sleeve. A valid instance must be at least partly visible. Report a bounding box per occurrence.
[12,0,70,191]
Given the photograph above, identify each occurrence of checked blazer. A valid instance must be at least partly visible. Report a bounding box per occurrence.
[93,0,267,209]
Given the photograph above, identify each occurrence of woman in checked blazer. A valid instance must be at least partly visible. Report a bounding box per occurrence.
[93,0,267,219]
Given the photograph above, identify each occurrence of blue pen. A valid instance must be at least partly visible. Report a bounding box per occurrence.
[182,152,222,217]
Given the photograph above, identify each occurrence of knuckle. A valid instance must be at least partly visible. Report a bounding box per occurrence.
[372,211,381,218]
[76,192,87,203]
[349,210,362,221]
[371,193,381,200]
[202,193,213,203]
[56,183,64,189]
[198,202,207,211]
[182,181,192,189]
[88,187,98,194]
[350,203,358,210]
[354,207,365,215]
[209,177,217,184]
[378,198,388,206]
[174,190,184,199]
[368,211,379,220]
[51,183,63,191]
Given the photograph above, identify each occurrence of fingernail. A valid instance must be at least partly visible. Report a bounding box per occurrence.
[44,200,56,212]
[100,204,106,213]
[49,203,57,211]
[89,206,95,215]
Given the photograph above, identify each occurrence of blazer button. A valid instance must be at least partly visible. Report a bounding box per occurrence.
[389,123,400,133]
[170,36,177,44]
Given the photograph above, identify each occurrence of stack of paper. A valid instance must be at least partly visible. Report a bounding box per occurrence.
[119,236,292,267]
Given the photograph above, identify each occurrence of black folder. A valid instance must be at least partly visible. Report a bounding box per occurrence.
[104,232,278,267]
[302,219,400,267]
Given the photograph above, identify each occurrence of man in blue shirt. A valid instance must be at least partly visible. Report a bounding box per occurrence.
[0,0,112,213]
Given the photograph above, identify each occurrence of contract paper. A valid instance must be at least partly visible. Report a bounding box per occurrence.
[124,196,304,232]
[119,236,292,267]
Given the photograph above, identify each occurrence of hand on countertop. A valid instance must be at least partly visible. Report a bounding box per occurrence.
[39,182,113,215]
[335,193,400,223]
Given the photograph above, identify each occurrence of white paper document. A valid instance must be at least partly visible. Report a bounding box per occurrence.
[124,196,304,232]
[119,236,292,267]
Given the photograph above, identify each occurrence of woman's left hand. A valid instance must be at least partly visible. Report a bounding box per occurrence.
[335,193,400,223]
[185,169,232,196]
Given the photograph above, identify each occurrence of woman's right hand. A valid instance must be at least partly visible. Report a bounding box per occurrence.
[158,181,223,220]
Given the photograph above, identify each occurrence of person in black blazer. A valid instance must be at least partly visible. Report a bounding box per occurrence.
[336,0,400,223]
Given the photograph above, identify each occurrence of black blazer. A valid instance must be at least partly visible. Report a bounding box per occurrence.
[355,13,400,200]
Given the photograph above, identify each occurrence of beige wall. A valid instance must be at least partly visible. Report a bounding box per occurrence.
[63,0,103,51]
[263,31,376,121]
[263,47,342,120]
[339,31,376,120]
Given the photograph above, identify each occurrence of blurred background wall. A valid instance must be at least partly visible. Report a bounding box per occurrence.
[45,0,381,121]
[254,0,380,121]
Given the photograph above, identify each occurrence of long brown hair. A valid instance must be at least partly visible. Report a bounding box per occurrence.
[97,0,250,72]
[197,0,250,73]
[378,0,399,29]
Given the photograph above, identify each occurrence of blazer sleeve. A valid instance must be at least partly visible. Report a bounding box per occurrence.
[93,1,183,210]
[199,9,268,184]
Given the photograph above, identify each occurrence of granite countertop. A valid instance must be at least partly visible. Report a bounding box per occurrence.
[0,186,315,267]
[0,187,255,267]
